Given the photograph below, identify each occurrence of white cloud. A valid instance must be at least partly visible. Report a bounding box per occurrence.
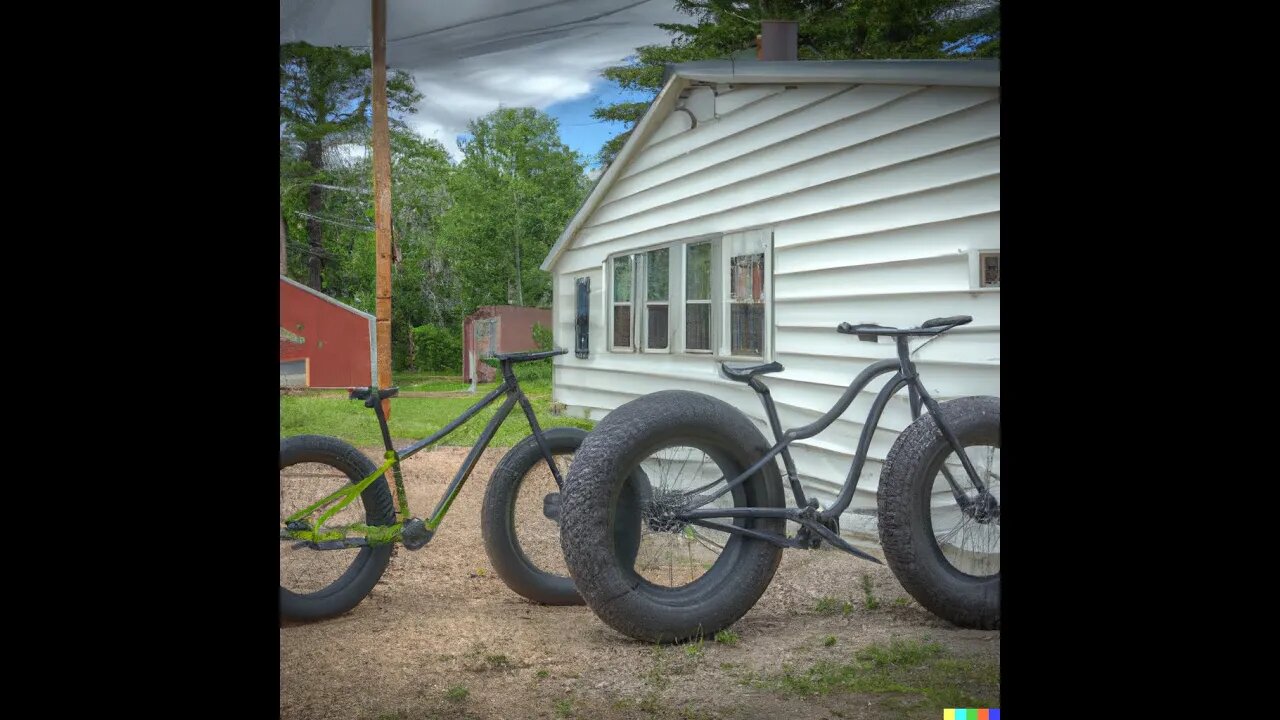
[394,1,684,159]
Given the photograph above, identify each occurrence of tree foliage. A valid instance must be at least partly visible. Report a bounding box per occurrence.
[593,0,1001,164]
[437,107,587,315]
[280,42,423,290]
[280,46,593,371]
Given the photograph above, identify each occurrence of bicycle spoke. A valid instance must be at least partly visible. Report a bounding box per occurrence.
[511,450,572,576]
[630,443,737,588]
[690,529,724,553]
[280,460,370,595]
[929,444,999,578]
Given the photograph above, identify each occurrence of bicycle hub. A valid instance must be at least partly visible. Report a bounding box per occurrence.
[965,492,1000,524]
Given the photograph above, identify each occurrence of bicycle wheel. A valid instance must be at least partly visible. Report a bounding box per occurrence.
[561,390,785,643]
[482,427,585,605]
[877,396,1000,629]
[482,427,647,605]
[280,434,395,622]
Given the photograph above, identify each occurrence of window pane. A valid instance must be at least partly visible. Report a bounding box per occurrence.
[613,305,631,347]
[647,305,669,349]
[613,256,632,302]
[981,253,1000,287]
[685,303,710,350]
[731,253,764,301]
[730,304,764,356]
[686,242,711,300]
[646,248,669,301]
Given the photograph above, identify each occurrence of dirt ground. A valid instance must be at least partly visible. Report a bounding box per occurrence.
[280,445,1000,720]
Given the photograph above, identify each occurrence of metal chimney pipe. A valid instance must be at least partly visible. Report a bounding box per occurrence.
[760,20,798,61]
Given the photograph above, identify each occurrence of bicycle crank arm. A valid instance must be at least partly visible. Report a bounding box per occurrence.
[686,519,806,549]
[799,518,883,565]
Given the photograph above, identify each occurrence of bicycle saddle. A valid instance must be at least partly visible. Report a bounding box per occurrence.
[720,361,784,383]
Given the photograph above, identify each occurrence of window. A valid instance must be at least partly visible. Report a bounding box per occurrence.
[723,229,770,358]
[968,249,1000,290]
[574,277,590,358]
[608,229,771,358]
[644,248,670,350]
[685,242,712,352]
[980,252,1000,287]
[611,256,633,348]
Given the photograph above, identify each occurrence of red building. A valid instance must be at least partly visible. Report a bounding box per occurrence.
[462,305,553,383]
[280,275,376,388]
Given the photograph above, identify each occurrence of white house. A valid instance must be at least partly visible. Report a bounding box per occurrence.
[540,59,999,539]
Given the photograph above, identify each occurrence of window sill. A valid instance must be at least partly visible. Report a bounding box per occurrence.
[714,354,769,363]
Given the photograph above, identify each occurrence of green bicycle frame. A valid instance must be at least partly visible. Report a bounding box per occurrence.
[284,366,563,549]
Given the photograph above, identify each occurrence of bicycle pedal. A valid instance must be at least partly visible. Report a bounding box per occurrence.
[543,492,561,523]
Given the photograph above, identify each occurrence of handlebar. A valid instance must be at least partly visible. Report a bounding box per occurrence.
[836,315,973,338]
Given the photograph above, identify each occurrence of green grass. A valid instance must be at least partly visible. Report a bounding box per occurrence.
[280,377,592,447]
[713,629,739,646]
[814,597,854,616]
[535,669,550,679]
[757,638,999,709]
[684,637,704,658]
[553,698,573,718]
[814,597,840,614]
[822,635,837,647]
[444,685,469,701]
[405,380,472,393]
[862,574,880,610]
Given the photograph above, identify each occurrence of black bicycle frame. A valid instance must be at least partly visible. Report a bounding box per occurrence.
[370,359,565,534]
[671,335,987,557]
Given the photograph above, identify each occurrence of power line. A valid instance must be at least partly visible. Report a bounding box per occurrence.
[312,183,370,195]
[290,208,371,230]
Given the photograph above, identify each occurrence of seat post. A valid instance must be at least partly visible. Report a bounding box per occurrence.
[371,393,396,451]
[896,336,922,418]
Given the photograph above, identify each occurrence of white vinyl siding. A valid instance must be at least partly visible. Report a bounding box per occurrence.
[548,79,999,540]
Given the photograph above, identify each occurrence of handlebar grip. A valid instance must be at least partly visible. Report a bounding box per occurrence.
[349,387,399,405]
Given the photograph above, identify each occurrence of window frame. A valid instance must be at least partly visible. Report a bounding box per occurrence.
[682,239,717,355]
[604,228,773,360]
[968,248,1001,291]
[717,229,772,362]
[640,246,675,355]
[608,254,636,352]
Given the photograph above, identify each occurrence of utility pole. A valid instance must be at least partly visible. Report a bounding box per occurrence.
[371,0,394,419]
[280,205,287,275]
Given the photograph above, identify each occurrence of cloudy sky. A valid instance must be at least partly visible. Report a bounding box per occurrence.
[281,0,689,166]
